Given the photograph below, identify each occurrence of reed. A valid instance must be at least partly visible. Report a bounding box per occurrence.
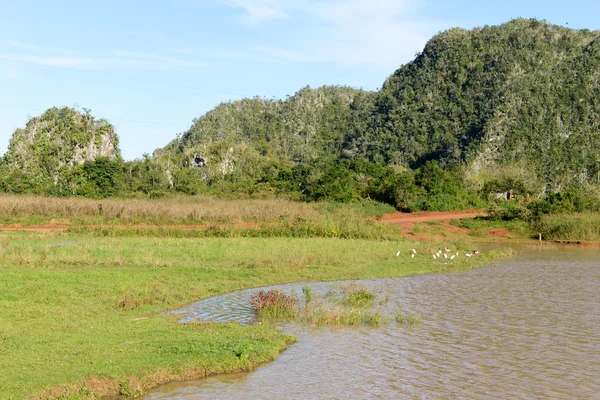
[0,194,402,240]
[532,212,600,242]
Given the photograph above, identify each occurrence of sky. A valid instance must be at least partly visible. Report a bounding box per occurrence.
[1,0,600,160]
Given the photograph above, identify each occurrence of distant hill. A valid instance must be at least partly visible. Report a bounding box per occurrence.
[160,18,600,194]
[0,107,120,194]
[154,85,373,179]
[4,19,600,204]
[345,19,600,191]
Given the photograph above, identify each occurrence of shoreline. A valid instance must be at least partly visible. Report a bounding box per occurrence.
[9,211,596,399]
[30,241,513,399]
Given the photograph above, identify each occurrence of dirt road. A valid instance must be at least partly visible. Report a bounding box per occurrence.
[0,210,486,234]
[380,209,486,235]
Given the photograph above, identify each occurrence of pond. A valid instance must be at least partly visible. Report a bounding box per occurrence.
[146,245,600,399]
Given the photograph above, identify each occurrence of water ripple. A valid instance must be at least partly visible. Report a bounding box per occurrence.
[148,245,600,399]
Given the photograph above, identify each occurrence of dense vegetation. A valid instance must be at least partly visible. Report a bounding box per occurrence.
[2,19,600,216]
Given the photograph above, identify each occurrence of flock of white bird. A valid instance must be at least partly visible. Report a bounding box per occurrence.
[396,248,480,260]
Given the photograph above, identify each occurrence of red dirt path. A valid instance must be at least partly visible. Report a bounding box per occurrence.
[380,209,486,235]
[0,211,486,234]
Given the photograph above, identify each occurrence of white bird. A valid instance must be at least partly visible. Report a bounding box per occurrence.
[444,253,448,259]
[411,248,417,254]
[433,254,437,259]
[450,255,455,260]
[456,251,459,256]
[444,247,451,253]
[474,250,480,255]
[396,251,401,257]
[411,253,415,258]
[465,253,472,258]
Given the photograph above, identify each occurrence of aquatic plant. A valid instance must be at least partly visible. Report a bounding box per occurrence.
[250,289,297,319]
[395,312,423,325]
[302,285,313,306]
[340,284,376,308]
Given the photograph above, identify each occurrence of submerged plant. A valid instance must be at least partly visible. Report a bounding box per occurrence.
[341,284,376,308]
[250,289,297,319]
[302,285,313,307]
[395,312,423,325]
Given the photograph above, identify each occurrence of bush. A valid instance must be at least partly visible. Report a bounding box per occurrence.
[250,289,297,318]
[487,203,532,221]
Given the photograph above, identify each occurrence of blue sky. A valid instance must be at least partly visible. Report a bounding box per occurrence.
[1,0,599,160]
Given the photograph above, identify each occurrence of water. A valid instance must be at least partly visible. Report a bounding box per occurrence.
[146,245,600,399]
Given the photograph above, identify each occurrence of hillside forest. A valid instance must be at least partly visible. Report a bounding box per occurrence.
[2,19,600,220]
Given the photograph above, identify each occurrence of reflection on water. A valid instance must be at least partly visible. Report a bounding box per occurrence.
[147,245,600,399]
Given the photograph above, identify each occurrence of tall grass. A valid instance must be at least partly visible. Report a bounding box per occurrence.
[533,213,600,241]
[250,285,391,326]
[0,194,402,240]
[250,290,297,319]
[0,194,323,225]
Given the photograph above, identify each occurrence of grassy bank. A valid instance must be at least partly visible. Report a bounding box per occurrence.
[0,231,507,399]
[532,213,600,242]
[450,212,600,243]
[0,194,401,241]
[0,194,394,227]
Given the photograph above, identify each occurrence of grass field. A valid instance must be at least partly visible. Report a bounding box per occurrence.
[0,194,395,227]
[532,212,600,242]
[0,230,507,399]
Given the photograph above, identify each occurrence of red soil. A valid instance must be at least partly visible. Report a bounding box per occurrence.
[380,209,486,235]
[488,229,510,237]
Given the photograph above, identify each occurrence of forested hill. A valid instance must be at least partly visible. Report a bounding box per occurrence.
[156,85,373,170]
[347,18,600,189]
[159,18,600,194]
[4,18,600,212]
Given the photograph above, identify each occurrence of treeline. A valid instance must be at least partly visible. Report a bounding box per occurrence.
[2,19,600,219]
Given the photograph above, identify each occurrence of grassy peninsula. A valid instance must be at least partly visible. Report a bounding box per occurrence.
[0,217,506,398]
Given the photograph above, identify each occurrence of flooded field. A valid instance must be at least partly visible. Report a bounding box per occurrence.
[146,245,600,399]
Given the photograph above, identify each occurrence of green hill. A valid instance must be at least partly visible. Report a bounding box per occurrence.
[3,19,600,211]
[345,19,600,192]
[0,107,121,195]
[158,19,600,198]
[156,85,371,170]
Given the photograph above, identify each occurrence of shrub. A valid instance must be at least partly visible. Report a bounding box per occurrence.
[250,289,297,318]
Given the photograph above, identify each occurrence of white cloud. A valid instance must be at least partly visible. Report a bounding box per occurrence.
[0,43,214,71]
[0,53,94,68]
[6,40,71,53]
[223,0,441,70]
[3,66,18,79]
[222,0,292,23]
[254,46,309,62]
[112,50,211,69]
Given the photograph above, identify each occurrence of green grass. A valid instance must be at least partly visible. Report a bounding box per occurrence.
[450,216,532,239]
[250,285,383,326]
[532,213,600,241]
[0,231,509,399]
[340,285,376,308]
[395,312,424,325]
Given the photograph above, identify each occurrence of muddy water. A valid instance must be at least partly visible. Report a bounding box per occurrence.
[147,246,600,399]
